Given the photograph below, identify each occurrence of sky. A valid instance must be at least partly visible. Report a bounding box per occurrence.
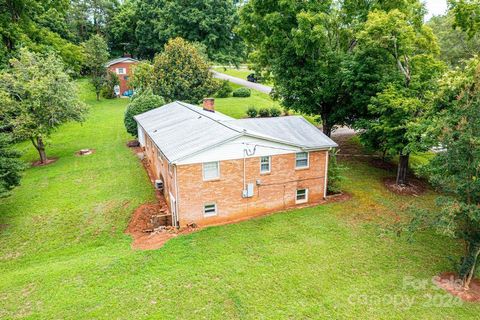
[424,0,448,20]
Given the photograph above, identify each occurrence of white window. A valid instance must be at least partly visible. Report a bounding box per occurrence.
[116,67,126,75]
[260,156,271,174]
[203,161,220,180]
[296,188,308,204]
[295,152,309,169]
[203,203,217,217]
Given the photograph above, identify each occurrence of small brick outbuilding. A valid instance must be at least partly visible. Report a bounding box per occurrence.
[105,57,138,96]
[134,99,338,227]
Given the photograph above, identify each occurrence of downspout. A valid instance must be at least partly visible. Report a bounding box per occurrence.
[323,149,330,199]
[174,164,180,228]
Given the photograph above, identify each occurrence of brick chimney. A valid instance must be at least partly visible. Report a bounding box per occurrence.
[203,98,215,112]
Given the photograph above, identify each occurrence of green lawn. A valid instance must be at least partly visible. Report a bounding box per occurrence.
[213,66,253,80]
[1,80,479,319]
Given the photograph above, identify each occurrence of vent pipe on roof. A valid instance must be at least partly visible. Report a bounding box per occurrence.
[203,98,215,112]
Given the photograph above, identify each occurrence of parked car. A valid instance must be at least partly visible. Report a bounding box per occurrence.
[247,73,258,83]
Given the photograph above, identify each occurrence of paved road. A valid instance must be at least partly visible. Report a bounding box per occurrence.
[212,70,273,94]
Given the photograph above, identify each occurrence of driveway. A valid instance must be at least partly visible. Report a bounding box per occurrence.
[212,70,273,94]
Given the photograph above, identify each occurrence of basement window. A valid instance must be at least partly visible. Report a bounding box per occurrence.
[295,152,309,169]
[296,188,308,204]
[203,203,217,217]
[203,161,220,181]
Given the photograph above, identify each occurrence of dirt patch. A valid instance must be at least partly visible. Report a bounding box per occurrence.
[31,158,58,167]
[325,192,352,203]
[434,272,480,303]
[75,149,96,156]
[383,177,426,196]
[126,140,140,148]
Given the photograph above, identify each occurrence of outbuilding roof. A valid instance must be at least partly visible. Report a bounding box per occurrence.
[105,57,139,67]
[134,101,337,163]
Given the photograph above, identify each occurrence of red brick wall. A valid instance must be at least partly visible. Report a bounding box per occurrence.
[107,62,136,95]
[175,151,328,226]
[142,133,177,209]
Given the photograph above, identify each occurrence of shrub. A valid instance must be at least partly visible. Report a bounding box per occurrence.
[258,108,270,117]
[246,106,258,118]
[232,87,251,97]
[101,71,120,99]
[327,150,345,194]
[269,108,281,117]
[215,80,233,98]
[124,90,165,136]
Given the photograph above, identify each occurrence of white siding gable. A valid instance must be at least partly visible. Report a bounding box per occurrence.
[175,136,303,165]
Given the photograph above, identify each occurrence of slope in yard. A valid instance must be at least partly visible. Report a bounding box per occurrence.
[0,80,479,319]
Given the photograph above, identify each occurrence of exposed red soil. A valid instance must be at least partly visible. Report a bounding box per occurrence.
[31,158,58,167]
[434,272,480,303]
[383,177,427,196]
[75,149,96,156]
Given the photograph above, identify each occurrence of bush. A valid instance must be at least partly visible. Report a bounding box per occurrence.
[101,71,120,99]
[327,150,345,194]
[246,106,258,118]
[269,108,281,117]
[124,90,165,136]
[215,80,233,98]
[232,87,251,97]
[258,108,270,117]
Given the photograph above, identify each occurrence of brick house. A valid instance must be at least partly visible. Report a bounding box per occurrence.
[105,57,138,96]
[134,99,337,227]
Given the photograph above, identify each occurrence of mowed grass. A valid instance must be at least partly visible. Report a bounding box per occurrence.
[213,66,253,80]
[1,80,480,319]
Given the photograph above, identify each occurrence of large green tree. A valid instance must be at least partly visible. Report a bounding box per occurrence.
[0,0,85,72]
[353,9,444,185]
[151,37,218,104]
[428,13,480,67]
[83,34,109,101]
[416,58,480,289]
[0,49,87,164]
[449,0,480,37]
[124,0,243,64]
[239,1,356,136]
[0,133,23,198]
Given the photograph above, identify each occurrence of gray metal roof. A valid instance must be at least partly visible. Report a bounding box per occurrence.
[134,101,337,162]
[105,57,139,67]
[232,117,338,150]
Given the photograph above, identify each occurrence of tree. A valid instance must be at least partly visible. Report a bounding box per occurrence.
[353,9,444,185]
[124,90,165,136]
[133,0,243,64]
[239,1,356,136]
[83,34,109,100]
[152,37,218,103]
[449,0,480,38]
[107,0,139,56]
[428,13,480,67]
[0,133,24,198]
[0,49,87,164]
[417,58,480,289]
[68,0,119,43]
[130,60,155,93]
[101,70,119,99]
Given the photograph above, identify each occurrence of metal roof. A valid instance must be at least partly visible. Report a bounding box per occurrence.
[134,101,337,163]
[232,117,338,150]
[105,57,139,67]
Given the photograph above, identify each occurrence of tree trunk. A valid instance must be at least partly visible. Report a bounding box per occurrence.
[321,113,332,137]
[31,136,47,164]
[396,153,409,186]
[96,91,100,101]
[461,243,480,290]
